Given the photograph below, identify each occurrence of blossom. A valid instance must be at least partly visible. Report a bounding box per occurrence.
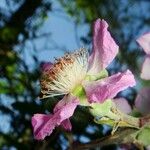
[135,87,150,115]
[112,98,132,114]
[137,32,150,80]
[32,19,136,140]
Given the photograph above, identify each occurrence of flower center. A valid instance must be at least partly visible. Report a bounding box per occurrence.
[40,48,88,98]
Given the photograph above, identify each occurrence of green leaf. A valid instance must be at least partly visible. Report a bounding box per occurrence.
[134,124,150,146]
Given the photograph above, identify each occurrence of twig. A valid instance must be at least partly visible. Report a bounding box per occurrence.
[69,128,137,150]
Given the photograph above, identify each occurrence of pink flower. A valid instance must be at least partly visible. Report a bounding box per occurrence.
[137,32,150,80]
[32,19,136,140]
[135,87,150,115]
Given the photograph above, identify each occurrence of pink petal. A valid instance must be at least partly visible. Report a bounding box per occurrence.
[31,114,55,140]
[88,19,119,75]
[137,32,150,54]
[61,119,72,131]
[31,95,79,140]
[83,70,136,103]
[135,87,150,115]
[40,62,53,73]
[113,98,132,114]
[141,57,150,80]
[53,95,79,123]
[53,97,68,113]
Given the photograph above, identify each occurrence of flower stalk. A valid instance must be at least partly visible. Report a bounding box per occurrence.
[90,99,140,133]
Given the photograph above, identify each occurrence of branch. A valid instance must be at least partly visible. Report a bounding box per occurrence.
[70,115,150,150]
[70,128,137,150]
[7,0,43,27]
[0,0,44,46]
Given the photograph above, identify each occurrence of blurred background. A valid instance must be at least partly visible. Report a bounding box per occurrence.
[0,0,150,149]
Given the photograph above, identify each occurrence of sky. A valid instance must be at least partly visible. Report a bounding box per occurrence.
[21,0,89,67]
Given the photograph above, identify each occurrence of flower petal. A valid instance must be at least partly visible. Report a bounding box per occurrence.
[135,88,150,115]
[113,98,132,114]
[53,95,79,123]
[61,119,72,131]
[137,32,150,54]
[83,70,136,103]
[40,62,53,73]
[31,114,55,140]
[88,19,119,75]
[31,95,79,140]
[141,57,150,80]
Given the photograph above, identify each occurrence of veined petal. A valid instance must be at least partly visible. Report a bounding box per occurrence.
[113,98,132,114]
[88,19,119,75]
[83,70,136,103]
[31,95,79,140]
[137,32,150,54]
[31,114,55,140]
[135,87,150,115]
[141,57,150,80]
[53,95,79,121]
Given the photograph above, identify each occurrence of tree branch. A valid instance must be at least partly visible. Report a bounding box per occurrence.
[70,128,137,150]
[0,0,44,45]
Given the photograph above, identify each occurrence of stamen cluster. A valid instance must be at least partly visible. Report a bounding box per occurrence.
[40,48,88,98]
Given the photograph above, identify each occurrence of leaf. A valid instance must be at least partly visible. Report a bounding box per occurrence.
[134,124,150,146]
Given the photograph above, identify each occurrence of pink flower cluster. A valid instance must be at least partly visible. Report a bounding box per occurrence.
[135,32,150,116]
